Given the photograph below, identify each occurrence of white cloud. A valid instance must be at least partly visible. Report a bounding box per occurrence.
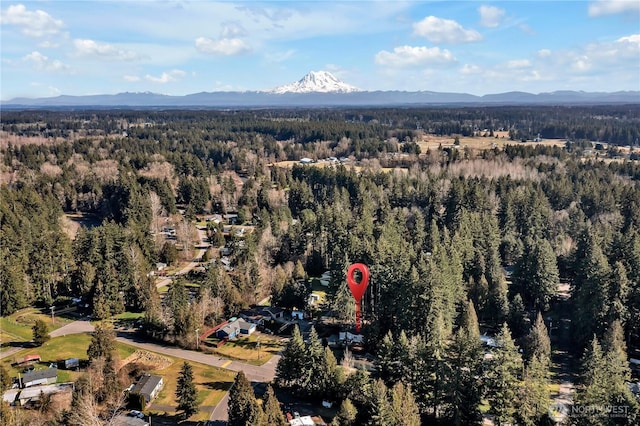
[506,59,531,69]
[220,22,248,38]
[537,49,552,57]
[123,75,141,82]
[479,5,506,28]
[144,69,186,83]
[588,0,640,17]
[375,45,456,67]
[264,49,296,63]
[23,51,69,72]
[461,64,481,75]
[519,24,536,36]
[413,16,482,44]
[1,4,64,37]
[195,37,251,55]
[74,39,141,61]
[617,34,640,44]
[572,57,592,72]
[38,40,60,49]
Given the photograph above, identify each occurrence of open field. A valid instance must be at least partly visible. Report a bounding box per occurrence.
[146,354,236,422]
[1,331,235,423]
[204,333,284,366]
[0,308,73,342]
[417,132,566,152]
[1,334,139,376]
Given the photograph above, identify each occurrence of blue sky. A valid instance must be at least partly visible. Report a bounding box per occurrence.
[1,1,639,99]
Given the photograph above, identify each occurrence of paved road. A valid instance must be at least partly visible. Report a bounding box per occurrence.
[0,347,24,360]
[115,330,279,423]
[50,319,95,337]
[115,331,279,383]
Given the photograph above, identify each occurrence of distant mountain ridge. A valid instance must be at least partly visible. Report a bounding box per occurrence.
[3,71,638,108]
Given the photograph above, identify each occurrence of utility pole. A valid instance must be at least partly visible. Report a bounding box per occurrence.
[50,306,55,325]
[256,337,261,360]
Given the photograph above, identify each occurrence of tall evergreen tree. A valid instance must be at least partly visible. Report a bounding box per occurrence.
[512,236,559,311]
[487,323,523,426]
[607,261,630,326]
[524,312,551,365]
[334,398,358,426]
[228,371,262,426]
[32,319,50,346]
[444,300,483,426]
[260,385,286,426]
[87,323,116,362]
[275,325,308,390]
[389,382,421,426]
[572,229,611,347]
[367,379,392,426]
[176,362,198,418]
[517,353,551,425]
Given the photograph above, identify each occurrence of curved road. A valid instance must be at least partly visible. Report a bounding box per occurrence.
[40,320,278,423]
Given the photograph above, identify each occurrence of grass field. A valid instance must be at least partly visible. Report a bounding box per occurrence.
[0,308,73,342]
[206,334,283,366]
[417,133,566,152]
[1,331,234,423]
[147,356,236,422]
[1,334,138,377]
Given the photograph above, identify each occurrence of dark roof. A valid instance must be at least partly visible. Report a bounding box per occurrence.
[22,368,57,383]
[261,306,284,315]
[237,319,255,330]
[130,374,163,397]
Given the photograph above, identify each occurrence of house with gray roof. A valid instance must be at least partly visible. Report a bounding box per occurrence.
[21,368,57,388]
[130,374,163,403]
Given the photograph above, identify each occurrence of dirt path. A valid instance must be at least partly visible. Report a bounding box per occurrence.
[549,282,575,422]
[156,227,209,289]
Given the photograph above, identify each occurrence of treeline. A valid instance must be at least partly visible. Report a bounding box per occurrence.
[1,108,639,423]
[3,106,640,150]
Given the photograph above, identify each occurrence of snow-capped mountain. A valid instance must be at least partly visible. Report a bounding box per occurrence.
[268,71,360,94]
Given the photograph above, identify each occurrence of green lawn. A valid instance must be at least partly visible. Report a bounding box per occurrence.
[0,308,73,342]
[1,334,138,378]
[114,312,145,320]
[147,356,236,422]
[205,334,283,366]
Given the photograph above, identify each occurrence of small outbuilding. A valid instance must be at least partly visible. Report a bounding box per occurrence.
[61,358,79,369]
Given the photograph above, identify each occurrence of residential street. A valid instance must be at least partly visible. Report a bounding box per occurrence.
[115,330,279,423]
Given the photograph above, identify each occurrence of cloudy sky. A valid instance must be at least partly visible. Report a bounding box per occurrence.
[1,0,639,99]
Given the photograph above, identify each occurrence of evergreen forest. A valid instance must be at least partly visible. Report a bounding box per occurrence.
[1,106,639,425]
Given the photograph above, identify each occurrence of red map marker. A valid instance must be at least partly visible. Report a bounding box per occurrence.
[347,263,370,333]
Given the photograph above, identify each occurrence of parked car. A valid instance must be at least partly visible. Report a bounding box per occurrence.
[128,410,144,419]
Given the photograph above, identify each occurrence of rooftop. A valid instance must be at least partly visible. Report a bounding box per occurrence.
[22,368,57,383]
[130,374,163,397]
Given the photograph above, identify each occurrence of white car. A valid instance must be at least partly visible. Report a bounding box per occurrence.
[128,410,144,419]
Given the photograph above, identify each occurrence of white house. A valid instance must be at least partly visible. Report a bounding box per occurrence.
[130,374,164,403]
